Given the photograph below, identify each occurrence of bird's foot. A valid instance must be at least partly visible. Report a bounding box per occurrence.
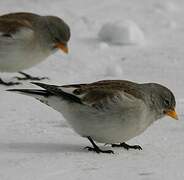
[84,146,114,154]
[112,142,142,150]
[86,136,114,154]
[15,72,49,81]
[0,78,21,86]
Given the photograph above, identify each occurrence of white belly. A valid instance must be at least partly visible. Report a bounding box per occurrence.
[40,94,156,144]
[0,46,52,72]
[58,102,155,144]
[0,30,55,72]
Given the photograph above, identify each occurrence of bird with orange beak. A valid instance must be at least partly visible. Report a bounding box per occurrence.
[0,12,70,85]
[8,80,178,154]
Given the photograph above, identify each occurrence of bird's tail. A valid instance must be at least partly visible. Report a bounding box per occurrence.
[7,87,72,113]
[7,82,83,106]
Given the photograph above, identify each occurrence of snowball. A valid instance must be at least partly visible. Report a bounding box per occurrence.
[98,20,145,45]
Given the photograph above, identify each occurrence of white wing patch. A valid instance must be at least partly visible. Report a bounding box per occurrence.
[0,32,13,42]
[11,28,34,40]
[0,27,33,41]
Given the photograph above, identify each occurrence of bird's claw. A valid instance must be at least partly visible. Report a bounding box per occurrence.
[84,146,114,154]
[112,143,142,150]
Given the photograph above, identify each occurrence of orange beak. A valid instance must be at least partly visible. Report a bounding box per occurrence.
[165,109,178,120]
[56,43,68,54]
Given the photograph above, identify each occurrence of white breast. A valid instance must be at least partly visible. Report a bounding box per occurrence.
[63,101,154,143]
[45,93,156,144]
[0,28,54,72]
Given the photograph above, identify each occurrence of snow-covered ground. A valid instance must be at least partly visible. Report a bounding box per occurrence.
[0,0,184,179]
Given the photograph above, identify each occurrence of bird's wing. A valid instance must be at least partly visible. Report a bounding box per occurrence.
[31,81,143,110]
[0,18,33,41]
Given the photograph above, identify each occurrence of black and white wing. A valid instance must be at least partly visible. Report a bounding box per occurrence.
[29,81,144,110]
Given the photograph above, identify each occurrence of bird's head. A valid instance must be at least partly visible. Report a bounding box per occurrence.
[39,15,70,54]
[143,83,178,120]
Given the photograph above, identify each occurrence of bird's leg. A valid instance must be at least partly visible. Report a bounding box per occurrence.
[112,142,142,150]
[0,78,21,86]
[85,136,114,154]
[15,72,49,81]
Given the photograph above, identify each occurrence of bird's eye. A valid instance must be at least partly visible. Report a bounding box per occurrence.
[54,38,60,43]
[164,99,170,107]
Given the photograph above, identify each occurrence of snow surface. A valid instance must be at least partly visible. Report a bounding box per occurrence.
[98,20,145,45]
[0,0,184,179]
